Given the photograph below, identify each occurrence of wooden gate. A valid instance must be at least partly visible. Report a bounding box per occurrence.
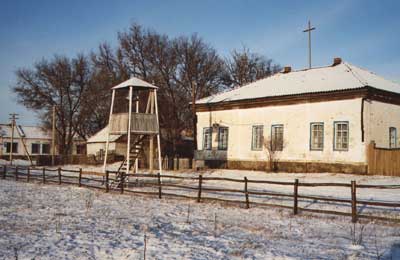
[367,141,400,176]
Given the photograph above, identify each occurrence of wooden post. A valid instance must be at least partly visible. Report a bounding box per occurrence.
[351,180,357,223]
[197,174,203,203]
[105,171,109,193]
[157,172,162,199]
[15,166,18,181]
[294,179,299,215]
[58,167,61,185]
[244,177,249,209]
[120,172,124,194]
[51,105,56,166]
[42,167,46,184]
[143,233,147,260]
[2,165,5,179]
[27,167,30,182]
[103,89,115,173]
[78,168,82,187]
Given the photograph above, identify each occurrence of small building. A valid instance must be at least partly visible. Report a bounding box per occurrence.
[86,125,126,157]
[0,124,52,157]
[194,58,400,173]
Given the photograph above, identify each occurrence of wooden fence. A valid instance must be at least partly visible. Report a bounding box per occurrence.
[368,141,400,176]
[1,164,400,223]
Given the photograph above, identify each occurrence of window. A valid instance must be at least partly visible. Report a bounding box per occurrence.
[334,122,349,151]
[271,125,284,151]
[310,123,324,150]
[390,127,397,148]
[31,143,40,154]
[5,142,18,154]
[203,127,212,150]
[42,143,50,154]
[218,127,229,150]
[252,125,264,150]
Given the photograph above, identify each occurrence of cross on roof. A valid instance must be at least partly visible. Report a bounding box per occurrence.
[303,20,316,69]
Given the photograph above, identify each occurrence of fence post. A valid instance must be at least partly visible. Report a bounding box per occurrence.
[197,174,203,203]
[42,167,46,184]
[78,168,82,187]
[157,172,162,199]
[27,167,30,182]
[244,177,250,209]
[2,165,6,179]
[15,166,18,181]
[294,179,299,215]
[120,172,124,194]
[105,171,109,193]
[351,180,357,223]
[58,167,61,185]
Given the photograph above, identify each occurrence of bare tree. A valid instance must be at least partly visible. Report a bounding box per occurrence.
[174,34,225,149]
[118,25,226,155]
[13,54,91,156]
[75,43,129,138]
[263,136,285,172]
[223,47,281,88]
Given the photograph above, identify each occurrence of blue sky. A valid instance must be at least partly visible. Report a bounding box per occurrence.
[1,0,400,125]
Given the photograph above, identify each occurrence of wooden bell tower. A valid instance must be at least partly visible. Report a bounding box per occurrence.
[103,77,162,175]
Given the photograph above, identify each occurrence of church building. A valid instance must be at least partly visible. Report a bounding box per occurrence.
[194,58,400,173]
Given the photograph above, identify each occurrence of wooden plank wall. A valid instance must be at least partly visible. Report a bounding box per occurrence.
[367,141,400,176]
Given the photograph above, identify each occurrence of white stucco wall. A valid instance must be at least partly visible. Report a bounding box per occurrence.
[197,98,366,164]
[87,142,115,155]
[365,100,400,148]
[87,142,127,156]
[0,137,51,156]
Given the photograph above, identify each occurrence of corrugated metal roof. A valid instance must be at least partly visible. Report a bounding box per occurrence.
[196,62,400,104]
[0,124,51,139]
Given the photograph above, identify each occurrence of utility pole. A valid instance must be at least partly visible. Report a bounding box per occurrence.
[303,20,316,69]
[9,113,19,165]
[51,105,56,166]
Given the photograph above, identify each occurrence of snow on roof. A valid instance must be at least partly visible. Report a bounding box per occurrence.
[112,77,158,90]
[0,124,51,139]
[196,62,400,104]
[87,126,122,143]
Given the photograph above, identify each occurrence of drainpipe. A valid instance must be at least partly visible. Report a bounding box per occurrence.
[361,97,366,143]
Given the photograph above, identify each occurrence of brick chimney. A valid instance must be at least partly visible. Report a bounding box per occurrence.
[332,57,342,66]
[283,66,292,73]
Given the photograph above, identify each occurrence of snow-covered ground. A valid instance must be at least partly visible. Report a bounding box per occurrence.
[1,179,400,259]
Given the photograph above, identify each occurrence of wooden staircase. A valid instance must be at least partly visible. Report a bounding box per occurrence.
[111,135,146,188]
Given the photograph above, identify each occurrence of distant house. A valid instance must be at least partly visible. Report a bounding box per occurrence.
[86,126,126,157]
[0,124,52,157]
[194,58,400,173]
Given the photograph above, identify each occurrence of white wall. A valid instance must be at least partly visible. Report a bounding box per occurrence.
[365,100,400,148]
[87,142,127,156]
[0,137,51,156]
[197,98,366,164]
[87,142,115,155]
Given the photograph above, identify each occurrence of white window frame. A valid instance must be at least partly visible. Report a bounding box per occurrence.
[31,143,41,154]
[41,143,50,154]
[5,142,18,154]
[218,127,229,151]
[334,121,349,151]
[203,127,212,150]
[310,122,324,151]
[271,125,284,151]
[252,125,264,151]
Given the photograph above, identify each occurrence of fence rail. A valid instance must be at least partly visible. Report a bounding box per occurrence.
[1,164,400,223]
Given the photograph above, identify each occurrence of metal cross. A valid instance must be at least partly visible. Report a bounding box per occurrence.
[303,20,316,69]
